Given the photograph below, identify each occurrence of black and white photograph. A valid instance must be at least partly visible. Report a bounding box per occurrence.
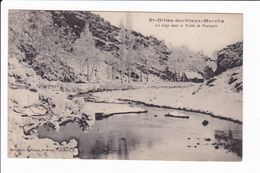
[7,10,243,161]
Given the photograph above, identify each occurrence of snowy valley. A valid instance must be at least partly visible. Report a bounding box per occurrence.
[8,10,243,160]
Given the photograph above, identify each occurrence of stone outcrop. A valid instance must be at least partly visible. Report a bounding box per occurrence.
[215,42,243,75]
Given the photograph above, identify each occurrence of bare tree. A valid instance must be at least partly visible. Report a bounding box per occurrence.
[103,51,117,81]
[141,47,152,83]
[135,45,145,82]
[119,20,127,84]
[125,13,134,84]
[74,23,98,82]
[118,13,135,84]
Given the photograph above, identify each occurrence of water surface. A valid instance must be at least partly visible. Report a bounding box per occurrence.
[38,103,242,161]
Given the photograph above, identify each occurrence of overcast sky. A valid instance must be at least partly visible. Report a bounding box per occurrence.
[93,12,243,57]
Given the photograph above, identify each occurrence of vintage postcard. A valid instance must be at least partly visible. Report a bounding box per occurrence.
[8,10,243,161]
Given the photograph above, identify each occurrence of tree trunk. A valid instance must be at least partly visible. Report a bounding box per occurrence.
[111,66,114,81]
[94,68,99,83]
[106,65,110,80]
[128,71,130,83]
[86,59,90,81]
[90,65,95,82]
[120,57,124,84]
[120,69,123,84]
[146,71,149,83]
[128,66,131,84]
[140,71,142,82]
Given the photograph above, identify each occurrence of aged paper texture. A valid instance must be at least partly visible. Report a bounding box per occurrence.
[8,10,242,160]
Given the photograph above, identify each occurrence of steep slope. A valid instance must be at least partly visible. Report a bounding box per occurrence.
[9,10,78,83]
[9,10,210,83]
[192,66,242,121]
[51,10,175,80]
[213,41,243,92]
[214,42,243,75]
[192,42,243,121]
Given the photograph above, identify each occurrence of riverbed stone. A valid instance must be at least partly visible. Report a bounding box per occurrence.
[202,120,209,126]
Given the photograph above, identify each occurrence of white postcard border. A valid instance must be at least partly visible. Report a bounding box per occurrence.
[1,1,260,173]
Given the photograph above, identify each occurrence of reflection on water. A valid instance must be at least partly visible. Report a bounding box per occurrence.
[38,104,242,161]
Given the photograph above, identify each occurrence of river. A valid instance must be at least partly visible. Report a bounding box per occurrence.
[37,102,242,161]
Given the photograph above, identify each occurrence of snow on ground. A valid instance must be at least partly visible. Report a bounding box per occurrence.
[8,57,92,158]
[93,68,242,122]
[8,88,81,158]
[8,53,242,159]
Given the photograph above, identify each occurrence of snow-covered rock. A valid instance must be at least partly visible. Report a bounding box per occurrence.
[215,42,243,75]
[165,111,189,119]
